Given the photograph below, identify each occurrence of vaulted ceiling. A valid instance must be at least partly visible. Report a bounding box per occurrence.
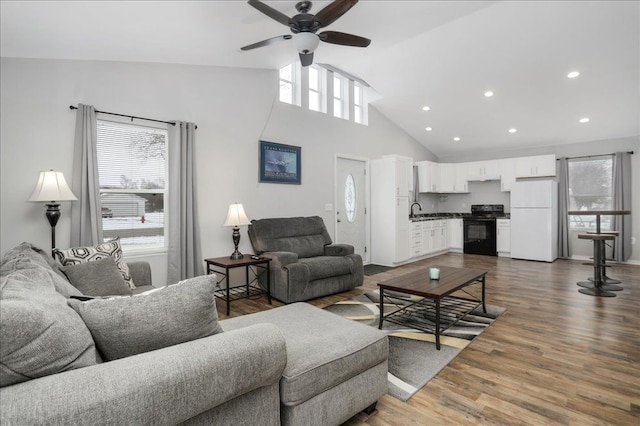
[2,1,638,158]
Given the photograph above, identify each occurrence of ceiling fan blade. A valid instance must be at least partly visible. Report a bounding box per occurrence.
[241,35,292,51]
[318,31,370,47]
[313,0,359,28]
[299,52,314,67]
[247,0,291,27]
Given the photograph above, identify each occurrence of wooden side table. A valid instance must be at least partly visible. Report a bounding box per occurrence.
[204,255,271,315]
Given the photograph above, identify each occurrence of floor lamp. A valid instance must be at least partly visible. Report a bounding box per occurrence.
[28,170,77,255]
[223,203,251,260]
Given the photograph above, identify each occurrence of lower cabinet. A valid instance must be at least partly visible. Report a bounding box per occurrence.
[410,222,422,258]
[497,219,511,255]
[447,219,463,251]
[410,219,449,258]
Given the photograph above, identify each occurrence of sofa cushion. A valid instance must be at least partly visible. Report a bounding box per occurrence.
[220,303,388,406]
[68,275,223,361]
[0,248,99,387]
[0,242,82,299]
[248,216,332,258]
[298,256,353,281]
[61,256,132,297]
[54,237,135,290]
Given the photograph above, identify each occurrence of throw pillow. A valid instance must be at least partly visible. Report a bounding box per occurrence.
[0,268,99,387]
[67,275,223,361]
[61,257,132,297]
[54,237,135,290]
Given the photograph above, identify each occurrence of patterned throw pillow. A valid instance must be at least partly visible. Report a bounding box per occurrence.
[54,237,135,290]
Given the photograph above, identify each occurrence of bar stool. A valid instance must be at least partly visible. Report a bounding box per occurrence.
[586,230,621,286]
[577,233,617,297]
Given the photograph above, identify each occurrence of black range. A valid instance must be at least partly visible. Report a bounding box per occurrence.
[463,204,506,256]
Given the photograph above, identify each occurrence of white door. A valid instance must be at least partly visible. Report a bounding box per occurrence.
[336,156,369,263]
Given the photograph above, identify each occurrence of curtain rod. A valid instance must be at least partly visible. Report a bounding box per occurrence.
[69,105,176,127]
[557,151,633,160]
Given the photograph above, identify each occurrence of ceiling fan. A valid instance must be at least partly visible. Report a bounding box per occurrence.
[241,0,371,67]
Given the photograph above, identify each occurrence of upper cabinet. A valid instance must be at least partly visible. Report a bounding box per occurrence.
[381,155,413,197]
[417,154,556,193]
[416,161,438,193]
[515,154,556,178]
[416,161,468,193]
[499,159,516,192]
[465,160,501,181]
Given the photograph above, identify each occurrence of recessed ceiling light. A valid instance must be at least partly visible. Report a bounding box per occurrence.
[508,128,517,133]
[484,91,494,97]
[579,117,590,123]
[453,137,461,141]
[422,106,430,111]
[425,127,432,131]
[567,71,580,79]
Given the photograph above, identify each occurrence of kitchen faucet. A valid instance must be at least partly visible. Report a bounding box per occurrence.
[410,202,422,218]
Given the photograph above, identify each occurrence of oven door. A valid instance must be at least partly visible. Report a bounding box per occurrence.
[463,218,497,256]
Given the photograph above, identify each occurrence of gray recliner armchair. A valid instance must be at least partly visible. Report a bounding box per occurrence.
[248,216,363,303]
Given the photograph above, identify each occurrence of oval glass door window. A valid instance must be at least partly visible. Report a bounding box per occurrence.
[344,174,356,222]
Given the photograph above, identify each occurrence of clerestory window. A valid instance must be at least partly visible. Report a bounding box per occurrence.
[279,63,302,106]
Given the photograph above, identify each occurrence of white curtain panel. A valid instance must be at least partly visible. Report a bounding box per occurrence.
[612,152,632,262]
[556,157,570,259]
[167,121,203,283]
[70,104,103,247]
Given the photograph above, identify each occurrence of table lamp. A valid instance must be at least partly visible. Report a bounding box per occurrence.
[223,203,251,260]
[28,170,77,253]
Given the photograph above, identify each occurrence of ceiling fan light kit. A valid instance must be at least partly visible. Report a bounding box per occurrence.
[241,0,371,67]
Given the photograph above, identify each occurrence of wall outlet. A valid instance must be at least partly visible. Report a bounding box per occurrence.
[632,237,636,245]
[325,203,333,211]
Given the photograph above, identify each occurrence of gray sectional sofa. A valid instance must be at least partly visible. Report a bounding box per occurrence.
[0,243,388,425]
[248,216,364,303]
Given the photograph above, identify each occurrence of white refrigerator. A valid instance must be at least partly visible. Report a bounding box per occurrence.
[510,180,558,262]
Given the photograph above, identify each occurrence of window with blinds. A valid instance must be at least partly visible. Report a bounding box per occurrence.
[568,155,613,230]
[96,119,168,252]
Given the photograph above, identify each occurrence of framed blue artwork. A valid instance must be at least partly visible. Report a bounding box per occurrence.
[259,141,301,184]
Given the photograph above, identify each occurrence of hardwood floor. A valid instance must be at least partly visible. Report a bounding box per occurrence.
[217,254,640,425]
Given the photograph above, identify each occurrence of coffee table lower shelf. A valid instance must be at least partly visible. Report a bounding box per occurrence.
[381,295,482,349]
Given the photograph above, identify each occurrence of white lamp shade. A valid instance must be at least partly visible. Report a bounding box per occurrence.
[223,203,251,227]
[28,170,77,202]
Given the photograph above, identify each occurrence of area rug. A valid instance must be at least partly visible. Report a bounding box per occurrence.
[324,290,505,401]
[363,264,394,276]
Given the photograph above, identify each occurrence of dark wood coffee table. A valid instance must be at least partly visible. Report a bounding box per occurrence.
[378,265,487,349]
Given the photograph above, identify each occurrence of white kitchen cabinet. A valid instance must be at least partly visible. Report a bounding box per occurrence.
[433,220,448,252]
[417,162,468,193]
[454,163,469,193]
[371,157,412,266]
[421,221,433,254]
[447,218,463,251]
[497,219,511,255]
[438,163,455,193]
[416,161,440,193]
[466,159,501,181]
[422,220,447,254]
[499,158,516,192]
[410,222,423,258]
[515,154,556,178]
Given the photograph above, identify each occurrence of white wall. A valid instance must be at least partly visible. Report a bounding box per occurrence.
[0,57,435,285]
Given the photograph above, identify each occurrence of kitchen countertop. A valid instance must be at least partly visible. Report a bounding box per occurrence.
[410,212,510,221]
